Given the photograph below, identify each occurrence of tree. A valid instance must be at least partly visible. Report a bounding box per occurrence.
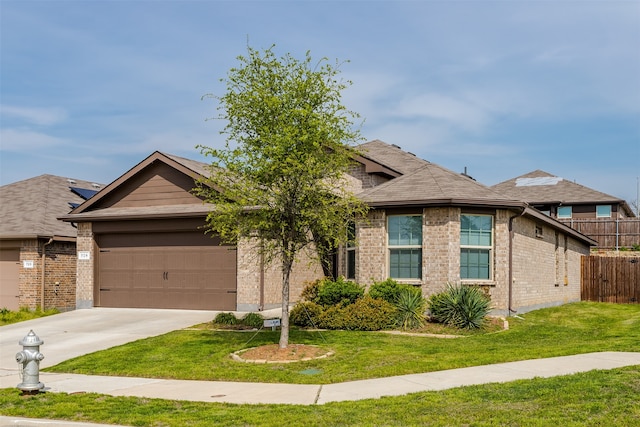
[197,45,368,348]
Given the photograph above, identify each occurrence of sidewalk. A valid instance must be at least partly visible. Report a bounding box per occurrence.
[2,352,639,405]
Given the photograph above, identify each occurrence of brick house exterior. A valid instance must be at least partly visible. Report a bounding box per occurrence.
[61,141,594,315]
[338,141,595,315]
[0,175,102,311]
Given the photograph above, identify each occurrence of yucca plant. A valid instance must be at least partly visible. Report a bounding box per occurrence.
[394,288,427,330]
[428,283,491,330]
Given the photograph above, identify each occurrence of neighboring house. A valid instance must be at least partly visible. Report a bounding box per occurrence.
[0,175,102,311]
[491,170,635,220]
[61,141,596,316]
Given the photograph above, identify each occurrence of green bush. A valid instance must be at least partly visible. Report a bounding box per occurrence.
[368,278,421,304]
[317,277,364,307]
[318,305,349,330]
[428,284,491,330]
[299,279,322,303]
[241,312,264,329]
[213,312,238,325]
[290,301,324,328]
[343,295,397,331]
[317,296,396,331]
[394,288,427,330]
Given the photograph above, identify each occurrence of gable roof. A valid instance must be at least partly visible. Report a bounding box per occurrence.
[59,151,214,222]
[491,170,634,216]
[0,174,103,239]
[356,140,523,208]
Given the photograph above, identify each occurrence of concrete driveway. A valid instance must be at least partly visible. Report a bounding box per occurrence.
[0,308,218,374]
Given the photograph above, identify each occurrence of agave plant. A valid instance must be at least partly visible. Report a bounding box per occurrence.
[428,283,491,330]
[394,288,427,330]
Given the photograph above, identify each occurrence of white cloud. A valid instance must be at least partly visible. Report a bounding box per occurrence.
[0,105,68,126]
[0,128,70,151]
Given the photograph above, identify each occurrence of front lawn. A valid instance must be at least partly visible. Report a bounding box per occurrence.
[0,307,58,326]
[45,302,640,384]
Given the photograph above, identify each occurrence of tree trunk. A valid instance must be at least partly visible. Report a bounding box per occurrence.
[279,254,293,349]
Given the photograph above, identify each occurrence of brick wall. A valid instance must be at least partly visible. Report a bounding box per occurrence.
[17,238,77,311]
[350,207,590,316]
[510,215,588,314]
[236,238,323,311]
[75,222,94,309]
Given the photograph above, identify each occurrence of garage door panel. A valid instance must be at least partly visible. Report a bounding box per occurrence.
[96,232,237,310]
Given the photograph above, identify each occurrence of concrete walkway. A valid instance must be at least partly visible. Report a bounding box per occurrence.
[1,352,639,405]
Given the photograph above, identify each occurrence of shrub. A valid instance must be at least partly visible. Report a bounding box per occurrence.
[368,278,421,304]
[213,312,238,325]
[343,295,397,331]
[299,279,322,303]
[241,312,264,329]
[290,301,324,328]
[317,296,396,331]
[317,277,364,307]
[428,283,491,330]
[394,288,427,330]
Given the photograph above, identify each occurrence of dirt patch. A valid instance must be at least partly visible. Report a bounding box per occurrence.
[232,344,334,363]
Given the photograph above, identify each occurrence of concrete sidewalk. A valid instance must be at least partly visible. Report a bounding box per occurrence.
[2,352,639,405]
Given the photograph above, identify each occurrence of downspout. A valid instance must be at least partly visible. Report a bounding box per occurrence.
[41,237,54,311]
[508,208,526,315]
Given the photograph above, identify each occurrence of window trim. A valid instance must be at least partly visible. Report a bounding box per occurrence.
[387,214,423,280]
[596,205,612,218]
[557,206,572,219]
[460,214,494,281]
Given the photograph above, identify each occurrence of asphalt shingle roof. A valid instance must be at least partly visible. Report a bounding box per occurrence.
[491,170,627,205]
[0,174,103,239]
[356,140,522,207]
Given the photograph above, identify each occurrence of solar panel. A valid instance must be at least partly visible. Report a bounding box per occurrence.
[70,186,99,200]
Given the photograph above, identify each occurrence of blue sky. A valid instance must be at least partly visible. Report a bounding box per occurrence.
[1,1,639,207]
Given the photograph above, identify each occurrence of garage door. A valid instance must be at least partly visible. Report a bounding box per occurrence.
[95,232,237,310]
[0,248,21,311]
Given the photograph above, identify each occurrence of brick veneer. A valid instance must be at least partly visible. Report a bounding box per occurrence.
[75,222,94,309]
[16,239,77,311]
[347,207,589,316]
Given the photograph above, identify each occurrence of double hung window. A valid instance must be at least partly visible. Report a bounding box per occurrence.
[460,214,493,280]
[388,215,422,279]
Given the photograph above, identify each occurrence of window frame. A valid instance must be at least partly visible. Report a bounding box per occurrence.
[557,206,572,219]
[460,214,494,281]
[387,214,423,280]
[596,205,612,218]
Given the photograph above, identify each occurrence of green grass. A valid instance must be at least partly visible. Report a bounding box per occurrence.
[45,302,640,384]
[2,302,640,426]
[1,366,639,426]
[0,307,59,326]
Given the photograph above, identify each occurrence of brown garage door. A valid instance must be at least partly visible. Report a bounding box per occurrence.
[95,232,237,310]
[0,248,21,311]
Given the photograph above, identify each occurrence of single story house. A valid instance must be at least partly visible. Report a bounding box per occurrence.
[0,174,102,311]
[61,141,596,315]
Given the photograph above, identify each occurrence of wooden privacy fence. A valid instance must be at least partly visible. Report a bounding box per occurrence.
[581,256,640,304]
[559,218,640,249]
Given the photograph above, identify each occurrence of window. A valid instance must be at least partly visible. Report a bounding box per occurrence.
[346,222,356,280]
[460,214,493,280]
[596,205,611,218]
[388,215,422,279]
[557,206,572,219]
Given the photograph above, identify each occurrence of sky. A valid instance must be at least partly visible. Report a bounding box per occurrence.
[1,0,639,208]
